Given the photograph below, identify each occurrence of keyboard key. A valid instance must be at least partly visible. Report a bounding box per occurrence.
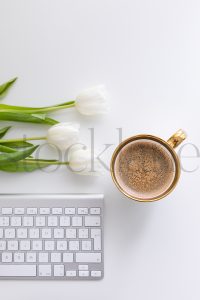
[5,228,15,238]
[53,228,64,238]
[85,216,100,227]
[66,270,76,277]
[78,208,88,215]
[79,270,89,277]
[91,228,101,238]
[2,252,12,262]
[57,240,67,250]
[76,253,101,263]
[90,208,101,215]
[78,265,88,270]
[48,216,58,227]
[17,228,27,239]
[2,208,12,215]
[60,216,70,227]
[0,217,9,226]
[7,240,18,250]
[20,240,30,251]
[52,208,62,215]
[65,208,75,215]
[0,241,6,250]
[81,240,92,251]
[29,228,39,239]
[91,229,101,250]
[38,252,48,263]
[91,271,102,277]
[63,253,73,262]
[27,208,37,215]
[78,228,88,239]
[11,217,21,227]
[42,228,51,238]
[14,208,25,215]
[38,265,51,276]
[36,216,46,227]
[26,252,36,263]
[51,252,61,263]
[0,265,36,277]
[66,229,76,238]
[23,217,33,227]
[40,208,50,215]
[72,217,82,227]
[69,240,79,251]
[14,252,24,263]
[45,241,55,251]
[32,240,42,250]
[54,265,64,276]
[0,229,3,238]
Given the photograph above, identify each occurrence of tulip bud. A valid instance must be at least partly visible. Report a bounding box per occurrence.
[47,122,80,151]
[68,144,103,175]
[75,85,109,116]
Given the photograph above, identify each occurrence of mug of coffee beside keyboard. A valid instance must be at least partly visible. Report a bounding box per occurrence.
[110,129,186,202]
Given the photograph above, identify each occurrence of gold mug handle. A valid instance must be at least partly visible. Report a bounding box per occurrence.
[167,129,187,149]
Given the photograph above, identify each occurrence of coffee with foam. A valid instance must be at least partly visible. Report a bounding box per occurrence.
[114,139,176,200]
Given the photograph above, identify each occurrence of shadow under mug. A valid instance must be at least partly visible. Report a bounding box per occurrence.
[110,129,186,202]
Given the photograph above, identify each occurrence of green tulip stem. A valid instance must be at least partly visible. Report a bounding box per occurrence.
[0,101,76,114]
[0,136,47,144]
[21,159,70,166]
[22,102,76,114]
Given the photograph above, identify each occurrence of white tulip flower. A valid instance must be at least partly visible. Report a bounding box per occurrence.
[68,144,104,175]
[75,85,109,116]
[47,122,80,151]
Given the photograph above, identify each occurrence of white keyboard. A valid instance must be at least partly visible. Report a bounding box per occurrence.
[0,194,104,280]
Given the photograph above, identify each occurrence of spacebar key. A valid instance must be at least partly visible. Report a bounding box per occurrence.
[0,265,36,277]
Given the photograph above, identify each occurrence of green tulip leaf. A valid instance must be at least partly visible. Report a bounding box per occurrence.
[0,145,34,160]
[0,77,17,98]
[0,145,38,166]
[0,158,57,172]
[0,141,34,148]
[0,145,17,153]
[0,126,11,138]
[0,112,58,125]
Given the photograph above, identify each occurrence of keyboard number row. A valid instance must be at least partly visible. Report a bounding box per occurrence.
[0,216,100,227]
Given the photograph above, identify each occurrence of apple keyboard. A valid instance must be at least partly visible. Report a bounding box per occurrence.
[0,194,104,280]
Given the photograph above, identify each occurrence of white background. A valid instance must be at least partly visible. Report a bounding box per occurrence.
[0,0,200,299]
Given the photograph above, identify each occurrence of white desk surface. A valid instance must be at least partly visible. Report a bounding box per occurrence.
[0,1,200,299]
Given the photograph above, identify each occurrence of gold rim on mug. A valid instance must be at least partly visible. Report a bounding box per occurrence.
[110,129,186,202]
